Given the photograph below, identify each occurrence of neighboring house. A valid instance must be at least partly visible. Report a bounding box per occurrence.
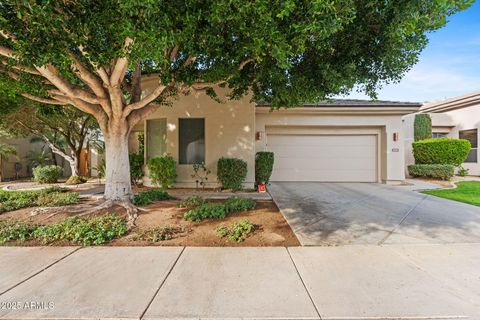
[132,77,420,188]
[0,136,103,181]
[403,91,480,176]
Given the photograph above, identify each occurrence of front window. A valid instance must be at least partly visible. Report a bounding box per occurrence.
[179,118,205,164]
[459,129,478,163]
[432,132,446,138]
[146,119,167,160]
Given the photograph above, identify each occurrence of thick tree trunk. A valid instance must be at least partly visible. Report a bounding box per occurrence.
[103,124,132,201]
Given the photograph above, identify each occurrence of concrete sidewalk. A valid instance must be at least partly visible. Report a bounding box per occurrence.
[0,245,479,319]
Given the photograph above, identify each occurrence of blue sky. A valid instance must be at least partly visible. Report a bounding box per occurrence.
[343,1,480,103]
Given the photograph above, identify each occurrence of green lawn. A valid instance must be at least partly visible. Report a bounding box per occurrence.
[422,181,480,206]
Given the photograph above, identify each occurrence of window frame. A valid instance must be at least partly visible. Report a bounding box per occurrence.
[178,117,206,165]
[146,118,167,161]
[459,129,478,163]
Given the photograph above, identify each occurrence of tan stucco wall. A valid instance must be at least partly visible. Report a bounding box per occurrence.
[255,109,406,183]
[0,136,71,180]
[403,106,480,176]
[140,85,255,188]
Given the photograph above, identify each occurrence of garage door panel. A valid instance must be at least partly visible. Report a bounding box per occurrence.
[272,146,376,158]
[274,157,375,170]
[267,133,377,182]
[268,135,376,147]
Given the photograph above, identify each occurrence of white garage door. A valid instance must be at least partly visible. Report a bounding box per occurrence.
[267,134,377,182]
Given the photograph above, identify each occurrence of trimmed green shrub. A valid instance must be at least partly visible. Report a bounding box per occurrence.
[224,196,256,213]
[33,165,63,183]
[216,219,258,242]
[177,196,205,208]
[414,114,432,141]
[255,151,274,185]
[217,157,247,191]
[413,138,470,166]
[0,220,36,244]
[408,164,454,180]
[147,155,177,190]
[184,203,227,221]
[129,153,144,186]
[133,189,173,206]
[65,175,88,185]
[36,192,80,207]
[33,214,128,246]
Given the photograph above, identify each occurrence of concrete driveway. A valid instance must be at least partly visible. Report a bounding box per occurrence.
[269,182,480,245]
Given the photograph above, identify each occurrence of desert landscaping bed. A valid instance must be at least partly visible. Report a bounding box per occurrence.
[0,195,299,247]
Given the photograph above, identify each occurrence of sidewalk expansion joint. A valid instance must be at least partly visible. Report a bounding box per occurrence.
[378,194,428,245]
[0,246,82,297]
[286,247,322,320]
[140,246,186,320]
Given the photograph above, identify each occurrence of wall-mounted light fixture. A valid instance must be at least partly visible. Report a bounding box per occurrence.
[256,131,264,141]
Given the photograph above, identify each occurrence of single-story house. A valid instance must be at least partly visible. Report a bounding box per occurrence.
[133,77,421,188]
[403,91,480,176]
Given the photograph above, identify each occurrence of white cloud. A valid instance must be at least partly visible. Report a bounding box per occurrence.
[342,62,480,103]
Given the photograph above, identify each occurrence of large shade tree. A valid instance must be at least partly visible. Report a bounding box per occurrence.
[0,0,472,223]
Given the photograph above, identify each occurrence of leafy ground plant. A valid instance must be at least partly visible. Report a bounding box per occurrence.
[36,192,80,207]
[224,196,256,213]
[422,181,480,207]
[133,189,173,206]
[134,226,190,242]
[0,187,78,213]
[183,197,256,221]
[184,203,227,221]
[216,219,258,242]
[33,214,128,246]
[177,196,205,208]
[0,220,36,244]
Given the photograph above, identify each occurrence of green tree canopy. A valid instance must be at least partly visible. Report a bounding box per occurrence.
[0,0,473,222]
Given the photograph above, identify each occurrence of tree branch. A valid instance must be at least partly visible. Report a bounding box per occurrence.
[68,52,108,99]
[110,37,134,86]
[21,93,66,105]
[127,101,161,128]
[0,46,15,59]
[123,83,167,117]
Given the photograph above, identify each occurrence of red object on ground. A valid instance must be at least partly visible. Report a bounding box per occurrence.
[258,183,266,193]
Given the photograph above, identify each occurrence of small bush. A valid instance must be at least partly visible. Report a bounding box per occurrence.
[177,196,205,208]
[135,226,190,242]
[413,138,470,166]
[65,176,88,185]
[224,196,256,213]
[36,192,80,207]
[255,152,274,185]
[129,153,144,186]
[408,164,454,180]
[133,189,173,206]
[414,114,432,141]
[184,203,227,221]
[216,219,258,242]
[147,155,177,190]
[33,165,63,183]
[458,165,469,177]
[0,220,36,244]
[33,214,128,246]
[217,157,247,191]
